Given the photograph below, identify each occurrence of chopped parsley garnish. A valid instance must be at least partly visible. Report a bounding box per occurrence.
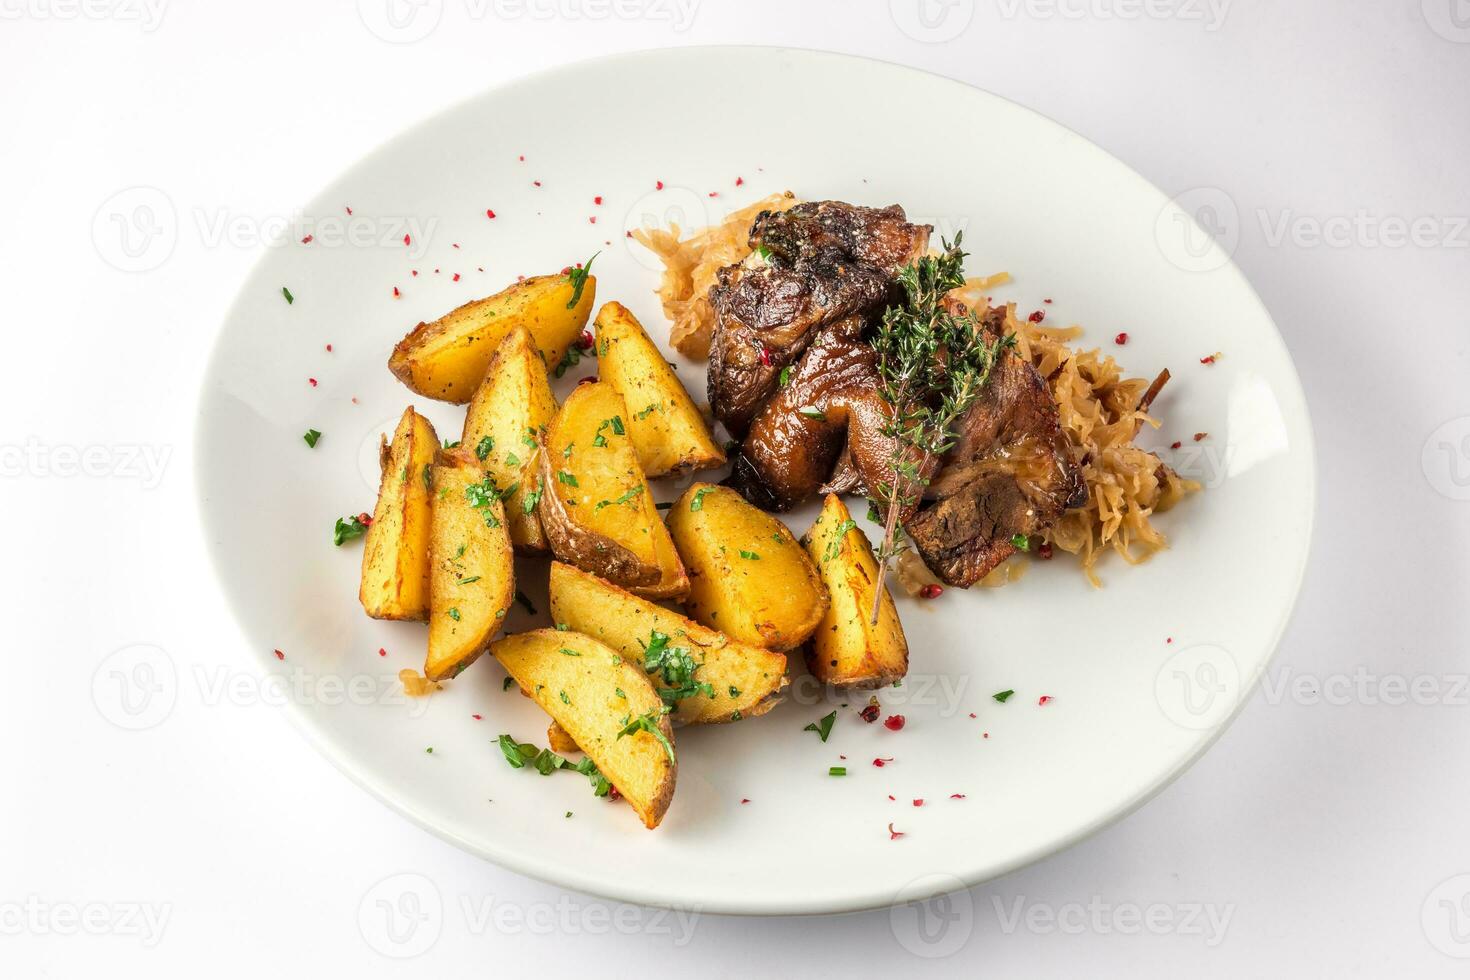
[559,690,571,705]
[616,709,676,764]
[447,607,461,621]
[522,429,539,448]
[690,486,715,511]
[804,710,837,742]
[442,439,461,449]
[559,647,581,657]
[565,251,599,310]
[557,470,578,488]
[739,550,760,561]
[728,685,742,698]
[993,689,1014,703]
[421,463,433,491]
[1010,533,1030,551]
[592,432,606,448]
[867,501,881,523]
[521,482,543,515]
[456,575,481,585]
[778,365,791,387]
[281,286,293,304]
[640,630,714,706]
[464,476,505,527]
[333,515,368,546]
[635,403,659,420]
[497,734,610,797]
[303,429,321,448]
[596,485,644,511]
[504,451,521,467]
[829,766,847,777]
[475,435,495,460]
[824,519,858,561]
[609,415,625,435]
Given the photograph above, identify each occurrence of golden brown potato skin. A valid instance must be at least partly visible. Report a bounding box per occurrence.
[548,561,788,725]
[667,483,828,651]
[424,451,515,680]
[593,301,725,478]
[492,629,676,829]
[536,382,688,599]
[801,494,908,688]
[360,407,438,621]
[389,273,596,404]
[546,721,580,755]
[460,325,558,553]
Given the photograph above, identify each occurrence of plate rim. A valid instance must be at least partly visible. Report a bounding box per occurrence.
[193,43,1317,916]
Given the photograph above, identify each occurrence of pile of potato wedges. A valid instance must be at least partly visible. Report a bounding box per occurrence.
[356,266,908,829]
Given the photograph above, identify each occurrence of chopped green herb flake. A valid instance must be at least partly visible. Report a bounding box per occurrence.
[333,515,368,547]
[804,710,837,742]
[303,429,321,448]
[475,435,495,460]
[993,689,1014,703]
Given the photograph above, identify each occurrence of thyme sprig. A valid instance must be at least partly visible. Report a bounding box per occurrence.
[867,233,1012,622]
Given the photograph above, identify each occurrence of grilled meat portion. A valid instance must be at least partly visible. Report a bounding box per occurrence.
[750,201,932,271]
[708,202,931,438]
[709,201,1083,588]
[731,317,933,512]
[905,304,1087,586]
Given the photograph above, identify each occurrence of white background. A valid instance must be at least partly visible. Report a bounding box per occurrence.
[3,0,1468,976]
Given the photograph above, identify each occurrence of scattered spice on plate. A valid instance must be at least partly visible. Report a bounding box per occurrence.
[656,180,664,190]
[274,649,285,660]
[1037,542,1054,560]
[883,715,905,731]
[308,378,318,387]
[1194,432,1208,442]
[950,793,966,799]
[402,233,411,246]
[888,823,905,840]
[1170,440,1182,449]
[912,799,924,807]
[1028,309,1046,323]
[378,648,387,657]
[873,758,892,767]
[486,209,497,219]
[918,584,943,599]
[1200,352,1220,364]
[1114,332,1128,345]
[301,234,313,244]
[859,700,880,723]
[1038,695,1054,706]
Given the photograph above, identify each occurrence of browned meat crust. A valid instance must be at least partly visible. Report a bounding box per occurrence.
[707,202,931,439]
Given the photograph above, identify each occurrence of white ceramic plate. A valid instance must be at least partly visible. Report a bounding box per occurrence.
[196,47,1314,915]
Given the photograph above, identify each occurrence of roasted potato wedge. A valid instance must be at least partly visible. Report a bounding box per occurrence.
[546,721,580,754]
[667,483,828,650]
[593,301,725,477]
[548,561,787,725]
[537,381,688,599]
[425,451,515,680]
[360,407,438,621]
[389,271,596,404]
[460,325,558,553]
[802,494,908,687]
[492,629,676,829]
